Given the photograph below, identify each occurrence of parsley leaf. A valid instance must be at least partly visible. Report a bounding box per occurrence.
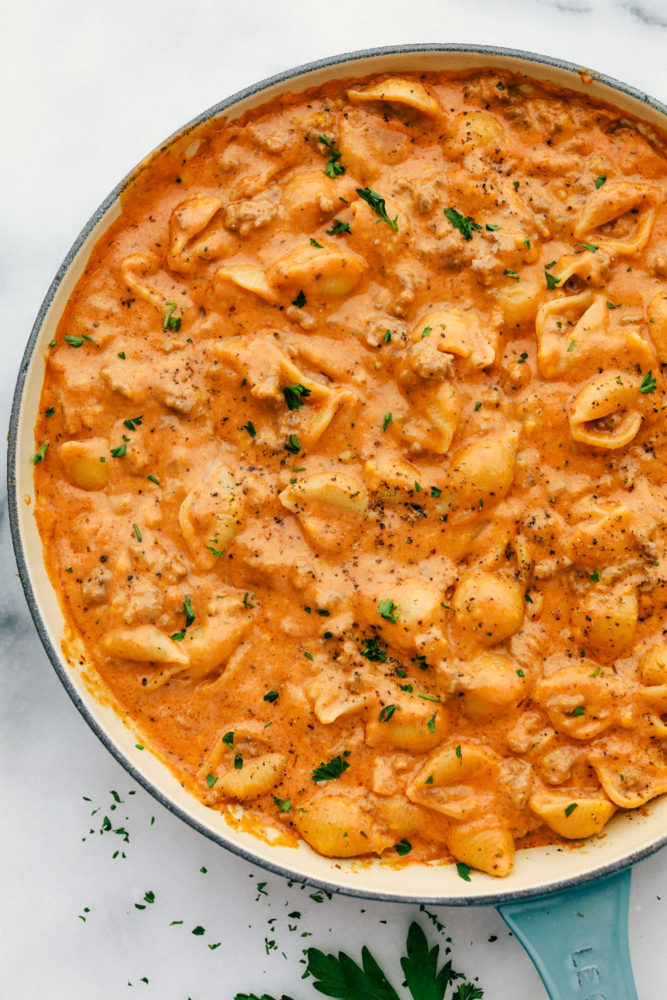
[401,921,455,1000]
[503,268,520,281]
[378,598,399,623]
[310,238,324,248]
[640,371,657,394]
[306,942,401,1000]
[360,635,387,662]
[378,704,400,723]
[292,290,307,308]
[382,411,393,432]
[565,802,578,818]
[444,207,482,241]
[110,444,127,458]
[64,335,85,347]
[163,302,181,332]
[356,187,398,231]
[283,383,312,411]
[456,862,472,882]
[243,420,256,438]
[312,754,350,782]
[183,596,195,627]
[545,270,561,290]
[263,690,279,703]
[395,839,412,855]
[326,219,351,236]
[319,134,346,178]
[574,242,598,253]
[284,434,301,455]
[595,175,607,189]
[32,442,49,464]
[123,415,143,431]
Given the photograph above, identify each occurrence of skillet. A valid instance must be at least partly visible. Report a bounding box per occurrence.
[8,44,667,999]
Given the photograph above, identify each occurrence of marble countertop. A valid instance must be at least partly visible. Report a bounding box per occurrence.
[3,2,667,997]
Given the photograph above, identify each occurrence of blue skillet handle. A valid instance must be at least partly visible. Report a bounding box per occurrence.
[497,868,637,1000]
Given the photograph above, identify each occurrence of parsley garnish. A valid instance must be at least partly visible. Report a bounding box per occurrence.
[325,219,351,236]
[206,773,218,788]
[574,242,598,253]
[312,753,350,782]
[595,175,607,189]
[243,420,256,438]
[147,474,160,485]
[117,351,125,359]
[183,596,195,626]
[606,301,621,309]
[273,795,292,812]
[284,434,301,455]
[382,411,393,432]
[356,187,398,230]
[503,268,520,281]
[456,862,472,882]
[310,238,323,248]
[319,134,346,178]
[564,803,578,817]
[360,635,387,662]
[264,690,279,703]
[64,335,84,347]
[590,568,600,582]
[283,383,312,411]
[378,704,400,723]
[378,598,399,623]
[572,706,586,717]
[518,352,528,364]
[567,339,576,352]
[430,485,442,497]
[641,371,657,394]
[383,329,392,343]
[545,270,561,290]
[242,592,255,610]
[205,543,225,557]
[32,442,49,464]
[45,407,54,418]
[395,839,412,855]
[110,444,127,458]
[222,731,235,748]
[163,302,181,332]
[444,207,481,241]
[292,290,307,308]
[234,753,243,770]
[123,416,143,431]
[132,523,142,543]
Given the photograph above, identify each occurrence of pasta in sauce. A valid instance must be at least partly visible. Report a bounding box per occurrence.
[33,69,667,877]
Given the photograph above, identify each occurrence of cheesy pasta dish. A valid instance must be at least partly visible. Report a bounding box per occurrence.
[33,69,667,877]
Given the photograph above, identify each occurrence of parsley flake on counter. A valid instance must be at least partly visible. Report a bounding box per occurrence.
[283,383,312,411]
[378,704,400,723]
[325,219,351,236]
[378,598,399,623]
[395,838,412,855]
[32,442,49,464]
[356,187,398,230]
[595,175,607,188]
[243,420,256,438]
[444,206,481,241]
[318,134,346,177]
[292,290,307,308]
[382,411,393,432]
[641,371,657,394]
[312,753,350,782]
[284,434,301,455]
[192,926,206,936]
[163,302,181,332]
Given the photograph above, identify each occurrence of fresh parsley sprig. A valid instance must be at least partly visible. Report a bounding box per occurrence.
[444,207,482,242]
[356,187,398,231]
[319,134,346,178]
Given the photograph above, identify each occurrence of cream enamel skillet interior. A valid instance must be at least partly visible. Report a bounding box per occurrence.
[9,50,667,988]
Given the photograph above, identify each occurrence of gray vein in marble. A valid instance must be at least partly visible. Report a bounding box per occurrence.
[621,2,667,27]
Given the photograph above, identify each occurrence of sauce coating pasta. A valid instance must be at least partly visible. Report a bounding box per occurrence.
[33,69,667,876]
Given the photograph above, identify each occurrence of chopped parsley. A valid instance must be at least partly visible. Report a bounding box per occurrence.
[310,238,323,248]
[360,635,387,662]
[595,175,607,189]
[545,270,561,290]
[163,302,181,332]
[292,290,307,308]
[312,753,350,782]
[564,802,578,818]
[456,862,472,882]
[132,523,142,543]
[518,352,528,364]
[394,839,412,855]
[222,731,235,748]
[318,134,345,178]
[273,795,292,812]
[606,301,620,309]
[383,329,391,343]
[378,704,400,723]
[242,420,256,438]
[123,416,143,431]
[283,383,312,411]
[117,351,125,359]
[640,371,657,394]
[32,442,49,464]
[183,596,195,626]
[284,434,301,454]
[574,242,599,253]
[421,326,431,338]
[45,407,54,418]
[205,543,225,557]
[378,598,399,623]
[567,339,576,352]
[110,444,127,458]
[206,773,218,788]
[485,223,501,231]
[590,568,600,582]
[444,207,481,241]
[325,219,351,236]
[263,690,279,703]
[572,706,586,717]
[64,335,84,347]
[430,485,442,497]
[503,268,520,281]
[147,474,160,486]
[234,754,243,770]
[382,411,393,432]
[242,592,255,611]
[427,712,437,732]
[356,187,398,230]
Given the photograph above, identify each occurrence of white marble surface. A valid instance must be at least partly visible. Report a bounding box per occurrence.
[3,2,667,997]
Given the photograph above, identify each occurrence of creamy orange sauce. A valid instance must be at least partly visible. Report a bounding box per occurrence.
[33,69,667,877]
